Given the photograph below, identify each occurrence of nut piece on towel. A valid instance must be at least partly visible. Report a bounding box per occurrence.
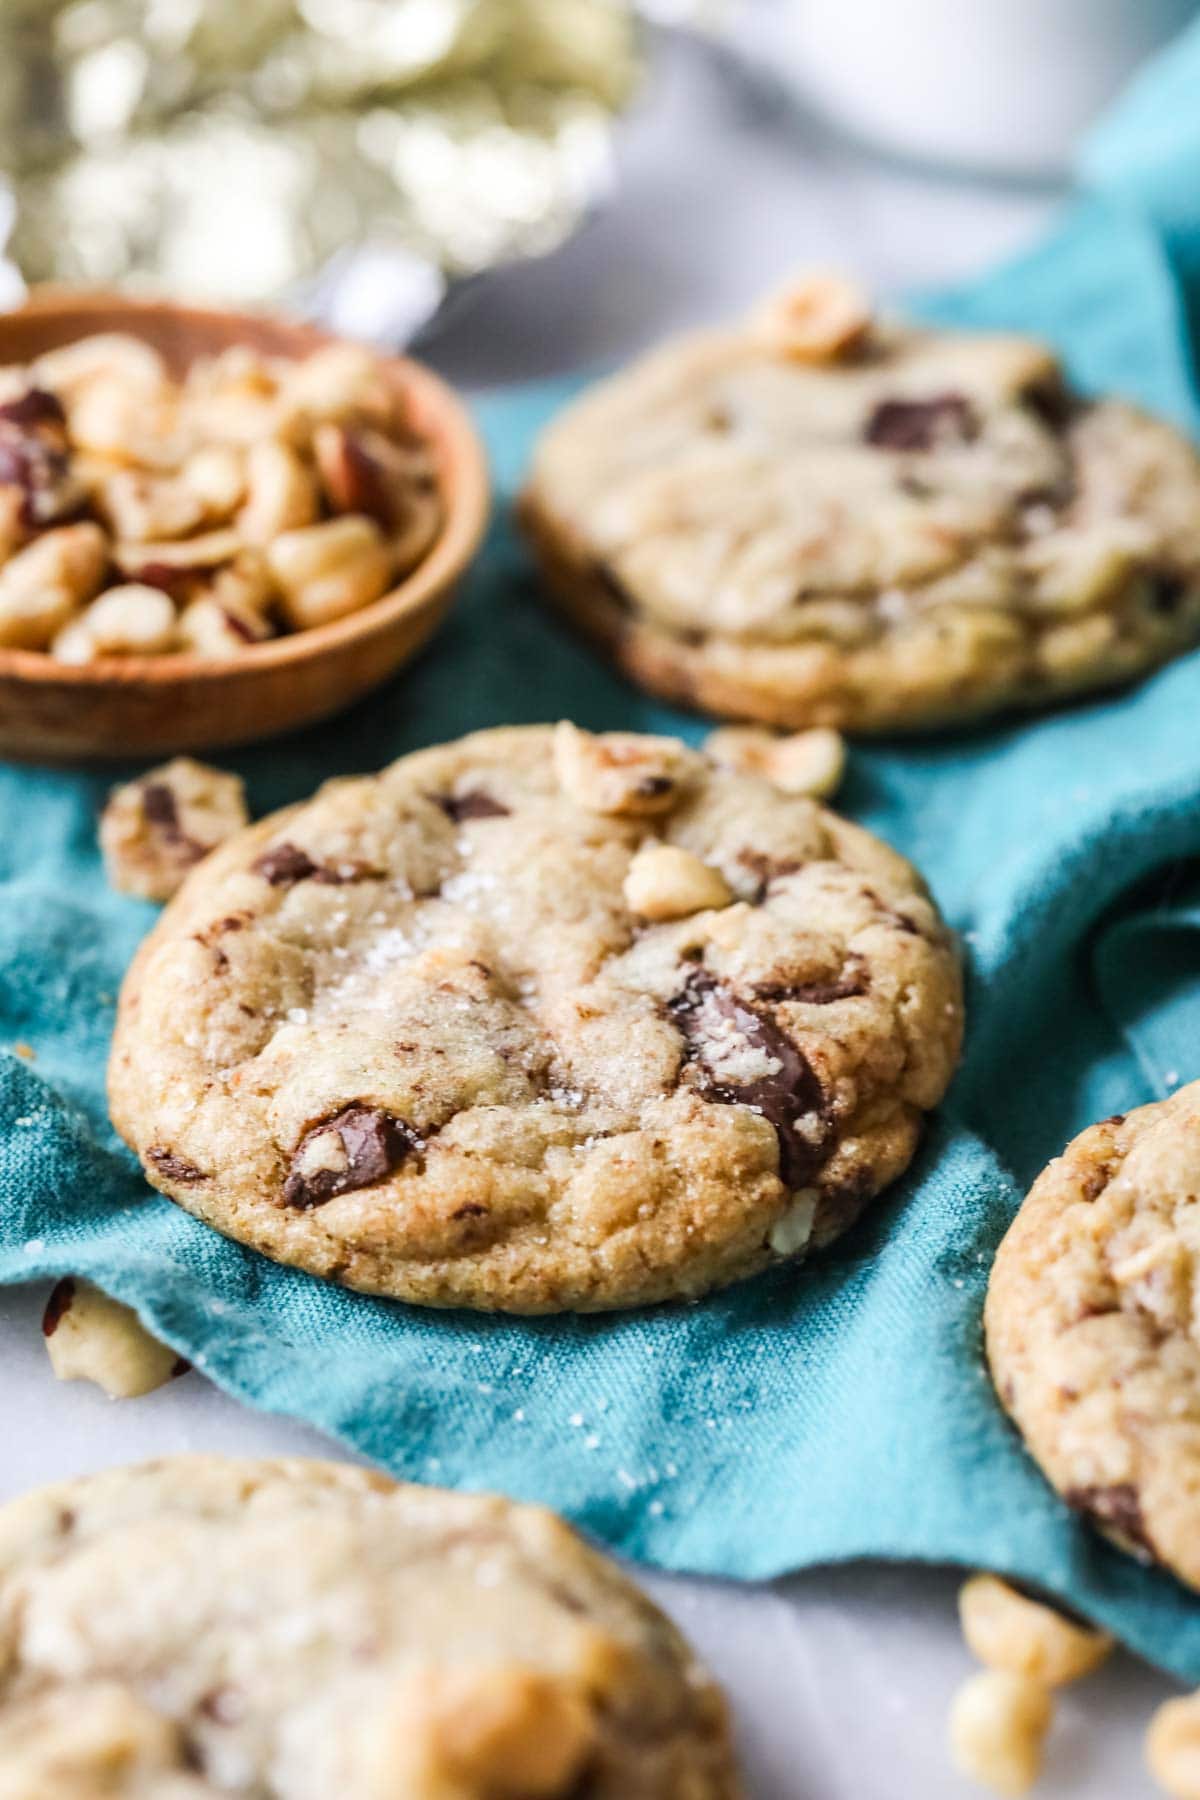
[100,756,249,901]
[41,1278,183,1399]
[958,1575,1112,1688]
[948,1669,1053,1797]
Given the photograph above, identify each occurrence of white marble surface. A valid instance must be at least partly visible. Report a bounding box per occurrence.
[0,18,1183,1798]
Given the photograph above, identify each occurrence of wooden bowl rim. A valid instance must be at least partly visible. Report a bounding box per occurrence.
[0,290,490,690]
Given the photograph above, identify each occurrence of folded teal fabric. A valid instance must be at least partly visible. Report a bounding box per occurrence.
[5,27,1200,1680]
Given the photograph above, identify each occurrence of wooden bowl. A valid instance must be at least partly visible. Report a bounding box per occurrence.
[0,291,490,761]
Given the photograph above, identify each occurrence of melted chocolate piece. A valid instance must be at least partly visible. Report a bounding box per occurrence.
[146,1145,207,1183]
[282,1105,420,1209]
[220,606,260,643]
[433,790,510,824]
[0,387,66,430]
[1147,570,1189,616]
[754,967,868,1005]
[864,392,977,452]
[141,782,181,834]
[669,973,828,1186]
[736,850,802,905]
[253,842,320,886]
[41,1277,75,1336]
[1022,377,1079,433]
[1065,1482,1154,1556]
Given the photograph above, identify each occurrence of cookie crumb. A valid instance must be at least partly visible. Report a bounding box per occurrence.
[100,757,249,902]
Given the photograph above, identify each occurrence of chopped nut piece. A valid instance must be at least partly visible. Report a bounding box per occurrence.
[948,1670,1053,1797]
[100,757,250,901]
[33,333,168,397]
[958,1576,1112,1687]
[115,529,243,578]
[283,343,394,429]
[0,522,108,650]
[752,271,873,362]
[41,1278,182,1400]
[95,469,207,543]
[178,595,273,658]
[313,423,442,574]
[266,515,394,630]
[237,439,320,544]
[66,585,179,659]
[705,725,847,800]
[181,443,248,520]
[553,721,701,816]
[1147,1690,1200,1799]
[624,843,732,921]
[374,1664,595,1799]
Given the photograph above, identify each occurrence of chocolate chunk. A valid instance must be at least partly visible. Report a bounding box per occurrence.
[592,561,636,615]
[0,387,66,430]
[141,782,181,834]
[1065,1482,1154,1556]
[253,842,320,886]
[636,775,674,799]
[1022,378,1079,433]
[282,1105,420,1209]
[41,1277,75,1337]
[146,1145,206,1183]
[1147,570,1189,616]
[450,1202,489,1221]
[736,850,802,904]
[669,973,829,1186]
[755,967,868,1005]
[864,393,977,452]
[433,789,510,824]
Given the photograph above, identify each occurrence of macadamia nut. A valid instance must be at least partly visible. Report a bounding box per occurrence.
[948,1670,1053,1797]
[553,721,702,816]
[624,843,732,920]
[752,271,873,362]
[1147,1691,1200,1800]
[0,523,108,650]
[41,1278,182,1400]
[958,1576,1112,1687]
[705,724,847,800]
[266,515,393,630]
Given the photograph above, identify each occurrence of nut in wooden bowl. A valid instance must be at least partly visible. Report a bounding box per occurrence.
[0,292,489,761]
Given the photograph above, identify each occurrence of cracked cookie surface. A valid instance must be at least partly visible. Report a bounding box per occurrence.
[986,1082,1200,1588]
[0,1455,739,1798]
[109,724,962,1312]
[520,307,1200,732]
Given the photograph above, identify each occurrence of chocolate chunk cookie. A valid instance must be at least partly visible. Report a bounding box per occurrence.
[519,275,1200,733]
[986,1082,1200,1587]
[0,1456,739,1798]
[109,723,962,1312]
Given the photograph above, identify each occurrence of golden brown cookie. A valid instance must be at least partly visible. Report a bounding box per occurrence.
[986,1082,1200,1586]
[520,281,1200,733]
[109,723,962,1313]
[0,1456,739,1798]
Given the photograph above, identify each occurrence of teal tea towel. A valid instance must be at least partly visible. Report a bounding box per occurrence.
[6,23,1200,1681]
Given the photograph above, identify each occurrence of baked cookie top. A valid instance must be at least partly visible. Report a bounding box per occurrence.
[109,724,962,1313]
[0,1456,738,1798]
[520,275,1200,732]
[986,1082,1200,1588]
